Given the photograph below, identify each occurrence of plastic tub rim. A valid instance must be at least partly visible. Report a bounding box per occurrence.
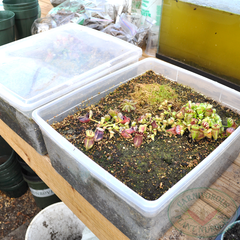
[13,5,39,19]
[3,3,38,11]
[0,149,14,169]
[0,10,15,30]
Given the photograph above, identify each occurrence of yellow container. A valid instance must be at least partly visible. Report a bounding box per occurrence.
[158,0,240,88]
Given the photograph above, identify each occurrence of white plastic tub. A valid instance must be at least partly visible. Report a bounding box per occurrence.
[32,58,240,239]
[25,202,85,240]
[0,23,142,154]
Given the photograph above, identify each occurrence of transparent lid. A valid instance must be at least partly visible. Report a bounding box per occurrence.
[0,23,142,113]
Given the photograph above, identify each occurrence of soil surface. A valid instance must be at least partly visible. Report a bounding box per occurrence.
[0,189,40,238]
[52,70,240,201]
[223,222,240,240]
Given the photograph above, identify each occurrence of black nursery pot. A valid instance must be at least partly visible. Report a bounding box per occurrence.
[221,220,240,240]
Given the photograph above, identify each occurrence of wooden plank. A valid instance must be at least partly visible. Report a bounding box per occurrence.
[200,187,238,218]
[210,178,240,206]
[39,0,52,17]
[0,120,129,240]
[160,199,226,240]
[197,160,240,218]
[221,163,240,191]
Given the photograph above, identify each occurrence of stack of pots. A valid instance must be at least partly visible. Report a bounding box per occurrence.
[0,136,28,198]
[3,0,41,39]
[0,10,15,46]
[17,155,61,209]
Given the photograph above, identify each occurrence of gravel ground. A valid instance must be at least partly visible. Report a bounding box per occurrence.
[0,189,40,239]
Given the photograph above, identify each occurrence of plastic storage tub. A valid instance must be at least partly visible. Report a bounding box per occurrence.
[0,23,142,155]
[32,58,240,239]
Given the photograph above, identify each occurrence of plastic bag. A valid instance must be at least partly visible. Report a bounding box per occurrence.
[48,0,94,26]
[102,13,155,47]
[31,17,58,35]
[101,24,129,41]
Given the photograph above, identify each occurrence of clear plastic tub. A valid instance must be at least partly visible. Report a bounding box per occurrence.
[0,23,142,154]
[32,58,240,239]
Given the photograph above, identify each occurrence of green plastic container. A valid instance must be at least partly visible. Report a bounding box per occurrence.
[22,171,61,209]
[0,10,15,46]
[0,157,23,188]
[14,5,39,39]
[4,2,38,11]
[1,179,28,198]
[3,0,37,4]
[0,136,28,198]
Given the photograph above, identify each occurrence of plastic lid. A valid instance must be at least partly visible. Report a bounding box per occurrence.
[0,23,142,114]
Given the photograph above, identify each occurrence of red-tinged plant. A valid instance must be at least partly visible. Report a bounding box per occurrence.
[166,127,177,135]
[125,126,137,134]
[120,116,131,124]
[190,118,198,125]
[138,114,146,123]
[176,110,184,119]
[201,121,209,129]
[151,120,158,129]
[190,125,200,140]
[94,127,104,142]
[226,127,235,136]
[79,99,238,150]
[134,132,143,147]
[203,128,212,139]
[120,128,132,139]
[84,130,95,150]
[227,118,238,129]
[205,106,213,117]
[167,117,175,125]
[79,110,93,123]
[108,128,115,139]
[175,125,185,135]
[212,124,220,140]
[195,128,205,141]
[139,124,147,133]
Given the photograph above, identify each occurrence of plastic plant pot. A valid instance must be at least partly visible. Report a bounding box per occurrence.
[3,1,37,8]
[0,10,15,46]
[25,202,86,240]
[0,136,28,197]
[22,170,61,209]
[3,2,38,11]
[14,5,39,39]
[0,136,14,165]
[1,179,28,198]
[221,220,240,240]
[0,155,24,188]
[3,0,37,4]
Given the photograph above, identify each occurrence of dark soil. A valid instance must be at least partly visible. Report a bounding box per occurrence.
[223,222,240,240]
[51,70,240,201]
[0,189,40,238]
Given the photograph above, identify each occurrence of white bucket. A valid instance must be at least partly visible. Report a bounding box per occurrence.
[25,202,85,240]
